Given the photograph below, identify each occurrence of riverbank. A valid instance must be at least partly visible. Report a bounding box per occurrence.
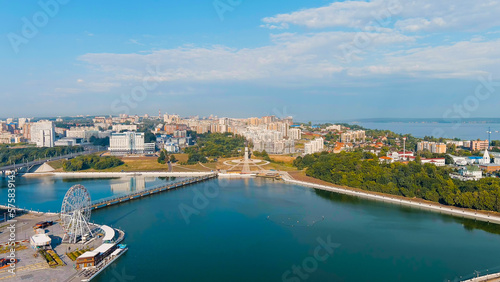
[284,171,500,224]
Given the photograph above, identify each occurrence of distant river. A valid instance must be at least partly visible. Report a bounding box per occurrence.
[357,122,500,140]
[3,177,500,281]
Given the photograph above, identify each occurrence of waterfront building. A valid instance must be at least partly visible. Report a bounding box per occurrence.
[77,243,116,270]
[109,132,155,155]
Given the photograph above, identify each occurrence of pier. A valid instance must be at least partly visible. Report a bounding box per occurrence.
[90,173,218,210]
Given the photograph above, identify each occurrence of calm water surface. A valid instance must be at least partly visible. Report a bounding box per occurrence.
[0,176,180,212]
[358,122,500,140]
[2,177,500,281]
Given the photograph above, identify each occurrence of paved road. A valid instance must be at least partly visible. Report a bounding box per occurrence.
[0,148,102,172]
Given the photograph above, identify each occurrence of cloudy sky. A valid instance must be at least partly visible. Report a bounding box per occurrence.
[1,0,500,121]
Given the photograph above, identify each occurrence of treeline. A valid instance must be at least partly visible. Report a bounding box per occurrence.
[184,133,245,164]
[294,152,500,212]
[0,146,83,167]
[89,136,109,146]
[253,150,271,161]
[63,155,123,171]
[157,150,177,164]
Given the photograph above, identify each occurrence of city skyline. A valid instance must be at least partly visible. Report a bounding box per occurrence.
[2,0,500,119]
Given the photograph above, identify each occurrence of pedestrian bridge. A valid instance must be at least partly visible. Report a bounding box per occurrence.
[90,173,218,210]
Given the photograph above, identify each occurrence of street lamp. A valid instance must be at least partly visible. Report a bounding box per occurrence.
[486,127,499,150]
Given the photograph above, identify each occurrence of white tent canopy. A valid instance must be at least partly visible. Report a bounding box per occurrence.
[30,234,51,247]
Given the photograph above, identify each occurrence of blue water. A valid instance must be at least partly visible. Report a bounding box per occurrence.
[89,179,500,282]
[4,176,500,281]
[0,176,180,212]
[358,122,500,140]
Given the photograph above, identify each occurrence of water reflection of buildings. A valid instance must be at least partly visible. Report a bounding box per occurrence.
[110,177,157,193]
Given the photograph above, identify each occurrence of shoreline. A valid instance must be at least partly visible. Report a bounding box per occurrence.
[282,172,500,225]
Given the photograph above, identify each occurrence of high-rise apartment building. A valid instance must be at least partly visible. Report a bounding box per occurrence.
[30,121,55,147]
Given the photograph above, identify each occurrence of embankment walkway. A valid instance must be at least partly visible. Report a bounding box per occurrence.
[281,173,500,225]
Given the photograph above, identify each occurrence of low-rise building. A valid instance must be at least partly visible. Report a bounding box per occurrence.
[471,140,489,151]
[479,164,500,173]
[112,124,137,132]
[379,156,394,164]
[408,156,445,166]
[54,138,79,146]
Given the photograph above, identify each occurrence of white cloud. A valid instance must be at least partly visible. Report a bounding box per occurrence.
[350,39,500,78]
[71,1,499,94]
[262,0,500,33]
[129,39,145,46]
[77,30,417,89]
[262,0,392,30]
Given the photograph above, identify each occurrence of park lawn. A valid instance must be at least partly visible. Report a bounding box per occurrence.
[269,155,296,164]
[172,153,189,163]
[47,160,65,170]
[88,157,170,172]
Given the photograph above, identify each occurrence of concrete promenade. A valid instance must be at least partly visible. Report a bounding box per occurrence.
[24,171,214,178]
[281,173,500,225]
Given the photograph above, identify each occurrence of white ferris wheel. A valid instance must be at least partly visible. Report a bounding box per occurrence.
[60,184,93,244]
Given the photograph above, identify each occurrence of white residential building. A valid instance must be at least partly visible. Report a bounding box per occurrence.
[30,121,55,147]
[242,126,295,154]
[304,138,324,155]
[289,128,302,140]
[341,130,366,143]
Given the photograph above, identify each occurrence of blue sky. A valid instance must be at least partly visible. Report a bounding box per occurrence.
[1,0,500,121]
